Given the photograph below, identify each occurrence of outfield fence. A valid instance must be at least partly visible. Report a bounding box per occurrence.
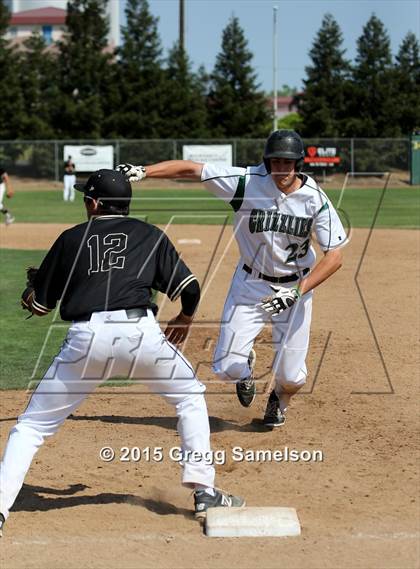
[0,137,411,180]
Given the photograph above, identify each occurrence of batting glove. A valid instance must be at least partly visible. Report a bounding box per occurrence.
[116,163,147,182]
[259,285,301,315]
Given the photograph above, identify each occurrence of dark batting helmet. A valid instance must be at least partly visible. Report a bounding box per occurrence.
[263,130,305,173]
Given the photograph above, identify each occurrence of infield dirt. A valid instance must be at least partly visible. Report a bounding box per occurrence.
[1,224,419,569]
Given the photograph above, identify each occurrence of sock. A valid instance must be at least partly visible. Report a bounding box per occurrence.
[195,485,215,496]
[279,392,291,414]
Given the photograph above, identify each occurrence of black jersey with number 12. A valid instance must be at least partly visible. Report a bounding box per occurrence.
[32,216,195,321]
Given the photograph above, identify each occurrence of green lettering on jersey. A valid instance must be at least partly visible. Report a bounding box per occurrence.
[278,214,288,233]
[256,210,265,232]
[263,210,273,231]
[247,209,313,238]
[286,215,295,234]
[249,209,258,233]
[271,211,280,231]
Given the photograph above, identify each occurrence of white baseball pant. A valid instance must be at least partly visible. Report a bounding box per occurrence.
[0,309,215,520]
[213,263,312,393]
[63,174,76,201]
[0,182,5,210]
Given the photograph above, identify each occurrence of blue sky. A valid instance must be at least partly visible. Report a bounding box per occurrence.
[122,0,420,92]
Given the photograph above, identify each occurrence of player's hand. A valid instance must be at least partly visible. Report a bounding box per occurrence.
[6,190,14,198]
[258,285,301,315]
[164,312,193,346]
[116,163,147,182]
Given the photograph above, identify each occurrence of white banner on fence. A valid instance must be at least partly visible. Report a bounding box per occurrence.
[182,145,232,167]
[63,145,114,172]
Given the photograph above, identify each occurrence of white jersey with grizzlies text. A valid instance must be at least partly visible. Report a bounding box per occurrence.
[201,162,347,277]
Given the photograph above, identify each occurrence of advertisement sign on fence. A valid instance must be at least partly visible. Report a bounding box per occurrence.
[304,146,341,168]
[63,145,114,172]
[182,145,232,167]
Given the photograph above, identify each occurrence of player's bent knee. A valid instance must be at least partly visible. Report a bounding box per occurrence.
[213,359,248,383]
[12,420,56,448]
[277,372,307,394]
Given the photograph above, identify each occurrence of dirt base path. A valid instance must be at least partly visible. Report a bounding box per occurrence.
[1,224,419,568]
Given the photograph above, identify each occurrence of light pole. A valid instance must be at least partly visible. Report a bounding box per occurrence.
[179,0,185,51]
[273,5,279,132]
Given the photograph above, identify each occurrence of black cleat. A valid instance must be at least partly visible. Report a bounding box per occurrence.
[235,349,256,407]
[194,489,245,521]
[0,513,5,538]
[263,389,286,428]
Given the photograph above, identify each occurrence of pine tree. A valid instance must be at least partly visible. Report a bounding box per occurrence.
[116,0,165,138]
[349,14,396,136]
[299,14,350,137]
[54,0,111,138]
[19,34,59,139]
[0,0,25,140]
[161,43,209,138]
[396,32,420,73]
[207,16,270,137]
[395,32,420,134]
[355,14,392,77]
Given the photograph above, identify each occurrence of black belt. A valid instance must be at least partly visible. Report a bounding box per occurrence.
[73,307,148,322]
[242,264,309,284]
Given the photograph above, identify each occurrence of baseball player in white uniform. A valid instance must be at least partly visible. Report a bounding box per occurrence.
[117,130,347,428]
[63,155,76,201]
[0,165,15,225]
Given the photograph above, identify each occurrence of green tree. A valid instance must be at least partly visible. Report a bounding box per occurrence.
[299,14,350,137]
[19,34,59,139]
[278,112,303,131]
[348,14,396,136]
[207,16,270,137]
[268,85,298,97]
[161,43,209,137]
[116,0,165,137]
[0,0,25,140]
[54,0,111,138]
[394,32,420,134]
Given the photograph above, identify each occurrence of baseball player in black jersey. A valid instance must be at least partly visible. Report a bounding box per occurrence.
[0,170,243,537]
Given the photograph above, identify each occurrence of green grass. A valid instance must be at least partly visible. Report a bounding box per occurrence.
[0,250,158,390]
[0,249,67,390]
[7,187,420,228]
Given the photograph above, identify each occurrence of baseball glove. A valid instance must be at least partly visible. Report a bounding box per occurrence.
[259,285,301,315]
[21,266,38,313]
[116,163,147,182]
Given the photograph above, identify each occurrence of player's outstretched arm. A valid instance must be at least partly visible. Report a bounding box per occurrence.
[298,248,343,295]
[147,160,203,180]
[117,161,204,183]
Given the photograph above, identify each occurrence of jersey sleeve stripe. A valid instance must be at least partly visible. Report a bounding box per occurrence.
[229,175,246,212]
[32,298,52,313]
[170,274,197,302]
[317,202,329,214]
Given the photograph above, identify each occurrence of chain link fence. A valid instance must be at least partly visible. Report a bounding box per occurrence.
[0,138,411,180]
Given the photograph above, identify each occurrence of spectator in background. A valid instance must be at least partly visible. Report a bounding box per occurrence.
[63,156,76,202]
[0,165,15,225]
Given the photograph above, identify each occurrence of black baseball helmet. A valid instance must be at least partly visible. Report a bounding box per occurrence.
[75,169,132,208]
[263,130,305,173]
